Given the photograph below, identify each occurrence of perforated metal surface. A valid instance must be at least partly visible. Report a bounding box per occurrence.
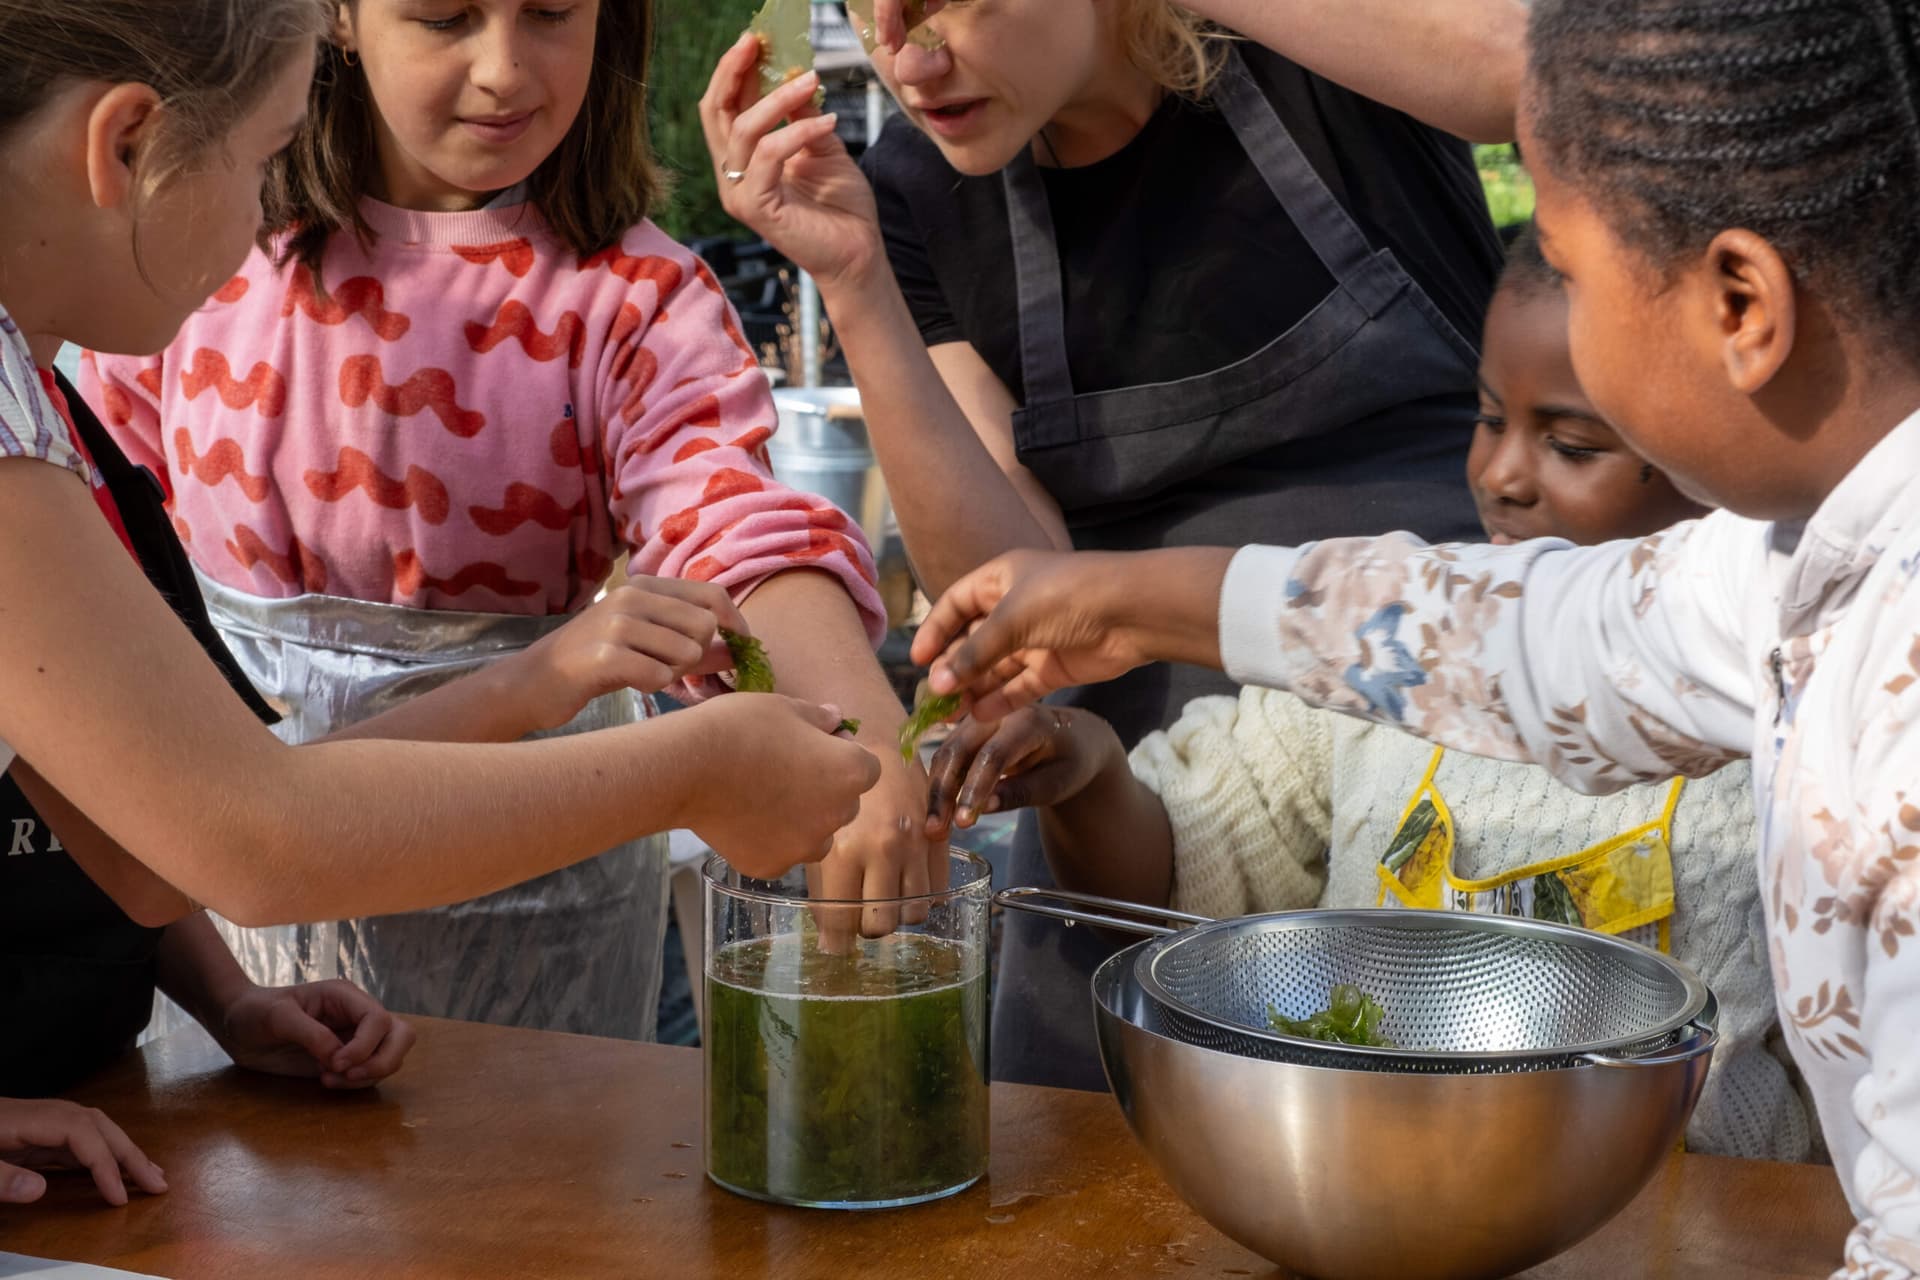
[1134,910,1710,1073]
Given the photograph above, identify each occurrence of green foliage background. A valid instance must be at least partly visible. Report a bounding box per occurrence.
[1474,143,1536,230]
[650,1,757,243]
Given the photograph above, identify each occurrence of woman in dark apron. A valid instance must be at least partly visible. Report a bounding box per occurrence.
[702,0,1512,1087]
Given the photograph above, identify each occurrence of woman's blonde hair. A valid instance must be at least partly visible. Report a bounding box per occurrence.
[1117,0,1227,98]
[0,0,328,207]
[268,0,667,274]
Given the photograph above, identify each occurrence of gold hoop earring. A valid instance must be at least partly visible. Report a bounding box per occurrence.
[341,47,359,67]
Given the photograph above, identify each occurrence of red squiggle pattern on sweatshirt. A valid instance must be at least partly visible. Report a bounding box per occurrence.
[304,446,451,525]
[181,349,286,417]
[469,483,589,536]
[579,248,685,299]
[174,428,271,501]
[339,356,486,438]
[393,549,540,599]
[282,265,412,342]
[454,238,536,278]
[465,302,586,367]
[228,524,328,592]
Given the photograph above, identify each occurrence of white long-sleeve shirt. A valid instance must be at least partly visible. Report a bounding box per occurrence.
[1217,410,1920,1277]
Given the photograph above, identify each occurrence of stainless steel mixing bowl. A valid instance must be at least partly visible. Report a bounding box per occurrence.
[1091,945,1715,1280]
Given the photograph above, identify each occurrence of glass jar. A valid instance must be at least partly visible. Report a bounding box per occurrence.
[703,850,990,1209]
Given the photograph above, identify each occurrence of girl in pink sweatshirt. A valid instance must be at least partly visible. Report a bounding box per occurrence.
[85,0,933,1038]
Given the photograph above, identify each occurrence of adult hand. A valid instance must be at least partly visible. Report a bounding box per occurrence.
[0,1098,167,1207]
[700,35,887,292]
[217,980,417,1089]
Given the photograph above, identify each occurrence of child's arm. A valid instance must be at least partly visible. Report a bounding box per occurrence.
[155,913,416,1089]
[10,576,756,926]
[0,460,881,923]
[601,234,936,939]
[919,524,1758,795]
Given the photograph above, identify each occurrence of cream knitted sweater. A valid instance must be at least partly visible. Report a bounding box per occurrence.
[1129,687,1814,1162]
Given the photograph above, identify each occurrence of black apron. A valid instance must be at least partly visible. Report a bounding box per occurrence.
[0,373,276,1097]
[992,49,1485,1089]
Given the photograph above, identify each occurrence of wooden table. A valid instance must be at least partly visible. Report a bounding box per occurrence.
[4,1019,1854,1279]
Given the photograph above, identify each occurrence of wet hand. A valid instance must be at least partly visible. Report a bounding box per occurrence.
[217,980,417,1089]
[924,708,1116,838]
[806,748,945,951]
[0,1098,167,1207]
[512,579,750,731]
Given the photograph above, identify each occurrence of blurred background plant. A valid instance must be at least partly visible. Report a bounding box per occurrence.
[1475,143,1536,233]
[650,1,755,243]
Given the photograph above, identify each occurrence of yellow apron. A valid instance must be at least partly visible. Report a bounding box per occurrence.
[1375,746,1680,955]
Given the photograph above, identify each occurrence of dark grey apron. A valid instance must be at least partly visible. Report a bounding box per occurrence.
[992,48,1485,1089]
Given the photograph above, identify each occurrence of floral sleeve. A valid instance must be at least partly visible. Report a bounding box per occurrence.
[1215,517,1757,794]
[1826,692,1920,1277]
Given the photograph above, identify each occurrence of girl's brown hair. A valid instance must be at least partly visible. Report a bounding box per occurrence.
[0,0,328,208]
[1117,0,1226,99]
[267,1,666,273]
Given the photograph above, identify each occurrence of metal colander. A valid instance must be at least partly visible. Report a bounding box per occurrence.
[997,891,1715,1074]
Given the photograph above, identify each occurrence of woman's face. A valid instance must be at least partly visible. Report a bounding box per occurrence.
[1469,284,1705,546]
[869,0,1105,176]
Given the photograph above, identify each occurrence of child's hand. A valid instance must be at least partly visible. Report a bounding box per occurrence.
[0,1098,167,1207]
[805,746,942,949]
[924,708,1121,838]
[216,980,417,1089]
[510,578,750,732]
[679,694,883,878]
[913,547,1233,723]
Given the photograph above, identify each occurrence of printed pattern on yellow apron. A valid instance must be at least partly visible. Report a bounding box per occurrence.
[1376,745,1680,955]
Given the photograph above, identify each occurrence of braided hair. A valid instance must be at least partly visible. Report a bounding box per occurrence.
[1529,0,1920,337]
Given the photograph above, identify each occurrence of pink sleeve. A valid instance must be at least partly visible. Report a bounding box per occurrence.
[605,254,886,652]
[80,349,170,489]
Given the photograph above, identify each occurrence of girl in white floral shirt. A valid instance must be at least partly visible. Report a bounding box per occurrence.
[909,0,1920,1273]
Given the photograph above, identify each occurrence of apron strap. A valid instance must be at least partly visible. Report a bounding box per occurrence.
[1003,44,1405,425]
[1207,47,1399,315]
[1003,150,1080,417]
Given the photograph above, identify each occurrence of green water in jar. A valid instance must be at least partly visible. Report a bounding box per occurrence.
[705,932,988,1208]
